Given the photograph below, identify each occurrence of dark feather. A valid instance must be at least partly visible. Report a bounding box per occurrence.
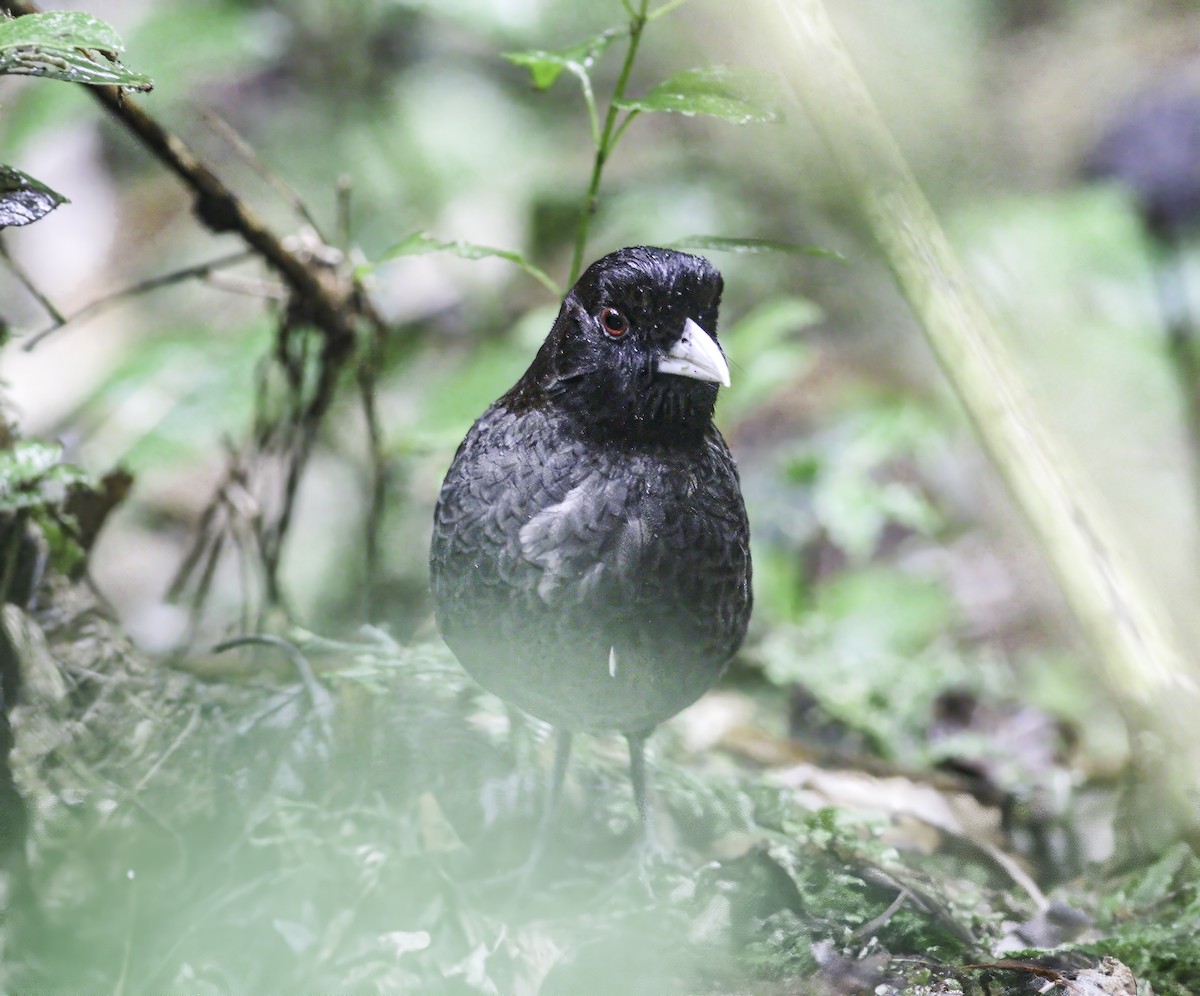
[429,246,751,738]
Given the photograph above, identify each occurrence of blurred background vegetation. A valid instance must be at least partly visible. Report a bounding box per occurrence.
[4,0,1200,992]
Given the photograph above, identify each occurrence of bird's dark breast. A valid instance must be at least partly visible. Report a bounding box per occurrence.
[430,403,752,734]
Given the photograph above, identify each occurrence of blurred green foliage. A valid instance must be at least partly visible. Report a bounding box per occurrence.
[0,439,94,575]
[3,0,1199,991]
[1073,844,1200,996]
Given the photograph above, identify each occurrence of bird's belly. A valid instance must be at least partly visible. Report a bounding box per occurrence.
[430,421,752,735]
[446,607,728,734]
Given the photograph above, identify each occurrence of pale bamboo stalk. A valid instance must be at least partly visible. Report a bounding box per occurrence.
[774,0,1200,842]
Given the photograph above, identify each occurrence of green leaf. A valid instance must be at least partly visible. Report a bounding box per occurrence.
[0,440,93,513]
[0,164,67,228]
[718,297,821,424]
[38,514,86,577]
[0,440,65,488]
[503,30,617,90]
[615,66,778,125]
[668,236,846,261]
[379,233,561,295]
[0,10,125,51]
[0,11,152,90]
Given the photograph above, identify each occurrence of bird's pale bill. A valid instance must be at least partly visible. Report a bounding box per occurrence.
[656,317,731,388]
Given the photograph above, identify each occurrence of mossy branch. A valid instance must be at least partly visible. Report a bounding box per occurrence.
[774,0,1200,841]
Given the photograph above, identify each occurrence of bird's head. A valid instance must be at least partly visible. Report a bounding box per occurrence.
[517,246,729,441]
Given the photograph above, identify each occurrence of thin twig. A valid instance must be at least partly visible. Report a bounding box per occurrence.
[133,703,203,793]
[0,0,386,357]
[852,887,910,940]
[358,336,386,620]
[202,109,328,241]
[22,249,255,349]
[647,0,693,19]
[2,0,396,635]
[213,634,334,743]
[0,236,66,325]
[336,175,352,250]
[204,272,288,300]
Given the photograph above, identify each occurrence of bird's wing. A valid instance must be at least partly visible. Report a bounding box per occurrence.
[518,468,658,604]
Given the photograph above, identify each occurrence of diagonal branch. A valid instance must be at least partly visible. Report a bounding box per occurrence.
[0,0,395,618]
[23,250,255,349]
[775,0,1200,847]
[0,0,386,354]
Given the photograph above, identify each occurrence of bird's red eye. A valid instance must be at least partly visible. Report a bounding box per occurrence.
[600,306,629,338]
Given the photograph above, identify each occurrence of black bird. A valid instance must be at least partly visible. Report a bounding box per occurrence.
[429,246,752,844]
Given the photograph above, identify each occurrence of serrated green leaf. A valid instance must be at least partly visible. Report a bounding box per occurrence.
[379,233,561,295]
[503,30,617,90]
[0,164,67,228]
[0,11,152,90]
[615,66,778,125]
[668,236,846,261]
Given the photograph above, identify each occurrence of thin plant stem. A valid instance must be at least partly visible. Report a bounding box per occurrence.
[0,237,65,327]
[776,0,1200,844]
[608,108,642,155]
[568,0,650,285]
[22,250,254,350]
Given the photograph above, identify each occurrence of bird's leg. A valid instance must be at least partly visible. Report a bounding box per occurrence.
[542,727,574,833]
[505,703,526,765]
[512,728,572,886]
[505,704,540,804]
[625,729,671,896]
[626,729,666,853]
[477,728,572,895]
[478,705,536,826]
[626,730,651,836]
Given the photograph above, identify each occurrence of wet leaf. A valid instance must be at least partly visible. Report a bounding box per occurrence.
[379,232,561,295]
[615,66,779,125]
[503,30,617,90]
[0,164,68,228]
[0,11,152,90]
[0,10,126,52]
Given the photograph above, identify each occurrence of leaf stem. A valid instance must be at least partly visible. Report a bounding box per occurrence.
[647,0,692,21]
[607,107,641,155]
[569,64,602,150]
[568,0,649,286]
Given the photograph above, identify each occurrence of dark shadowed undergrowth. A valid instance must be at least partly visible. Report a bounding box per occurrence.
[3,576,1195,994]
